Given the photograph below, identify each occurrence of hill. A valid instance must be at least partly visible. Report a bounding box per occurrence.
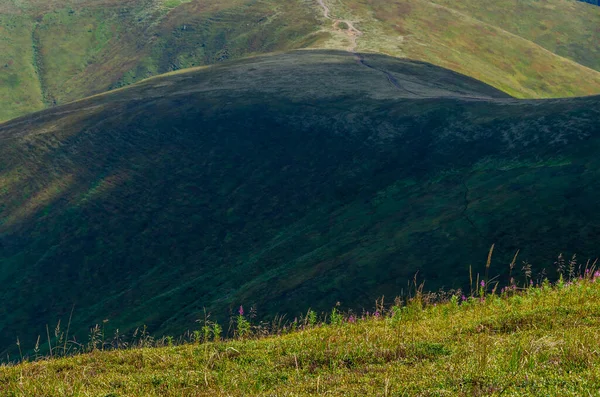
[2,0,600,122]
[338,0,600,98]
[2,275,600,395]
[0,0,326,122]
[1,50,599,355]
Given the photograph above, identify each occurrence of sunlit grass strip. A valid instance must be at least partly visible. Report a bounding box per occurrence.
[2,266,600,395]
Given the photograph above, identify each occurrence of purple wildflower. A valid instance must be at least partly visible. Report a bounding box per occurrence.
[238,305,244,316]
[480,280,485,288]
[348,315,356,323]
[461,295,467,301]
[374,311,381,318]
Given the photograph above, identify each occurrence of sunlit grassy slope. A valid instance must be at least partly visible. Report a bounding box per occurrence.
[1,0,600,122]
[2,277,600,396]
[0,0,326,122]
[1,50,599,358]
[338,0,600,98]
[0,14,45,121]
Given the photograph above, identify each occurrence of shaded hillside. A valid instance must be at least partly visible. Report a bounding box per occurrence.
[0,50,599,354]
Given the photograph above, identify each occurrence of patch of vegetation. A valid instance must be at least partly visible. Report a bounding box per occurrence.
[3,266,600,395]
[33,7,117,105]
[0,50,599,360]
[338,0,600,98]
[112,0,325,87]
[0,0,326,122]
[0,15,45,121]
[428,0,600,72]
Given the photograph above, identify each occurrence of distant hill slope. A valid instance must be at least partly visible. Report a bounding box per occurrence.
[1,50,599,354]
[427,0,600,72]
[0,0,325,122]
[339,0,600,98]
[1,0,600,122]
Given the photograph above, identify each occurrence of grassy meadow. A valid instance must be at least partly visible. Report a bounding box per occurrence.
[2,262,600,396]
[338,0,600,98]
[0,0,326,122]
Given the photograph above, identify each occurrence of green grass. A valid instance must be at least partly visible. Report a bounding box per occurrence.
[429,0,600,72]
[0,0,327,122]
[34,7,116,105]
[162,0,193,9]
[0,50,599,360]
[2,274,600,395]
[0,14,45,121]
[334,0,600,98]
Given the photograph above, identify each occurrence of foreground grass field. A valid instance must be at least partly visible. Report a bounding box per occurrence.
[2,271,600,396]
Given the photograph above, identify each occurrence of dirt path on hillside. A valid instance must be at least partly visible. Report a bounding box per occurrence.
[316,0,363,53]
[317,0,330,18]
[314,0,423,95]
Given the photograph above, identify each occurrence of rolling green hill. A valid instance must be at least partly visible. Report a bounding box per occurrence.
[1,50,599,356]
[339,0,600,98]
[0,0,326,122]
[1,0,600,122]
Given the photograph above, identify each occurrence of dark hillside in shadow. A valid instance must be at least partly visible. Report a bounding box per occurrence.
[0,50,598,354]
